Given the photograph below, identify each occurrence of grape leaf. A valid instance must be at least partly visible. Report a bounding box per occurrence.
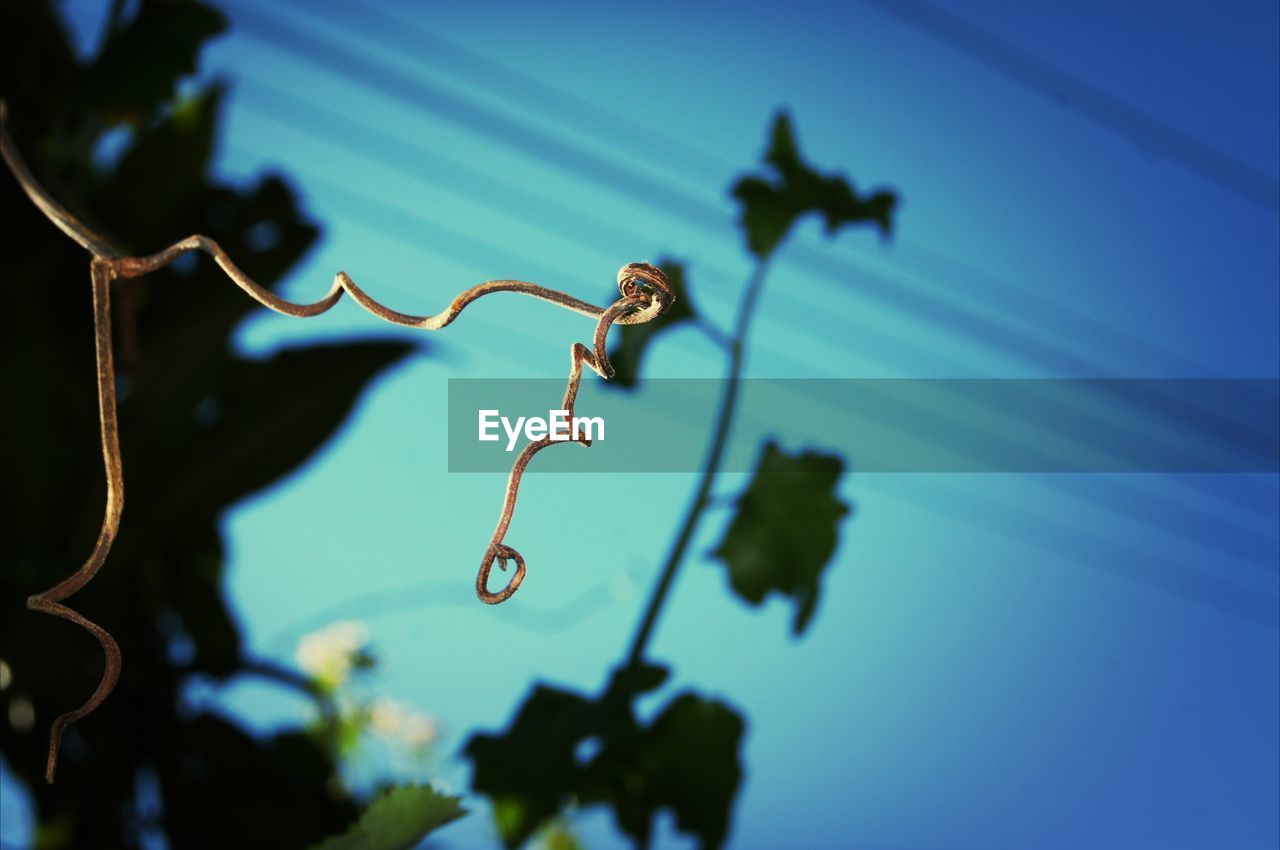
[581,692,744,850]
[712,441,850,634]
[605,259,697,388]
[731,112,896,258]
[466,663,744,850]
[466,685,597,848]
[310,785,467,850]
[641,695,743,847]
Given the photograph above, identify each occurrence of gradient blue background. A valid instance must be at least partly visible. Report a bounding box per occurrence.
[5,1,1278,848]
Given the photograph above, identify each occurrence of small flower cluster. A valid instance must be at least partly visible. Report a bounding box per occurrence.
[368,697,440,748]
[294,621,439,768]
[296,621,372,690]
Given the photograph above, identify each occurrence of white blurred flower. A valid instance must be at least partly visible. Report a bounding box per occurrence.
[296,621,370,687]
[367,696,439,748]
[8,698,34,732]
[368,697,408,737]
[400,712,439,748]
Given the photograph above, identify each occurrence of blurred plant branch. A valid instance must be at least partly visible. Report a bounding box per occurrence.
[625,261,770,666]
[627,111,895,664]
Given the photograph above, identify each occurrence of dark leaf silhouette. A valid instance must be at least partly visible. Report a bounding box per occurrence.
[0,3,414,846]
[581,691,744,850]
[157,341,416,523]
[466,663,744,850]
[466,685,597,847]
[311,785,467,850]
[712,441,850,634]
[103,83,227,239]
[636,694,743,846]
[157,719,356,850]
[605,259,697,388]
[83,0,228,123]
[731,112,896,258]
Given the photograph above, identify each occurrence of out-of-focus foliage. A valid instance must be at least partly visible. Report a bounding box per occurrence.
[712,442,851,634]
[605,259,697,388]
[309,785,466,850]
[537,819,587,850]
[732,112,896,258]
[0,1,428,847]
[0,2,896,846]
[83,0,227,123]
[466,662,743,850]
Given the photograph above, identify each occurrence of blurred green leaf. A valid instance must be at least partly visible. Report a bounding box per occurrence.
[103,82,225,242]
[466,663,744,850]
[159,719,358,849]
[169,340,416,516]
[580,690,743,850]
[539,819,587,850]
[466,685,596,848]
[712,441,850,634]
[627,694,743,848]
[83,0,228,124]
[731,112,896,258]
[310,785,467,850]
[605,259,697,389]
[111,176,321,373]
[0,2,80,130]
[117,338,413,672]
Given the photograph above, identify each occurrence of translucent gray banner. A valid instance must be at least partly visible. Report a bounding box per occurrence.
[446,379,1279,473]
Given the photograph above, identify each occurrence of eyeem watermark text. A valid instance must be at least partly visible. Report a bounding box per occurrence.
[478,409,605,451]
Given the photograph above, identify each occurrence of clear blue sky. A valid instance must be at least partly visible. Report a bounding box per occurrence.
[11,1,1278,848]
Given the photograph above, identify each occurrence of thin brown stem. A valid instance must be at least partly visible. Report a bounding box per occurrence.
[25,260,124,783]
[476,276,668,603]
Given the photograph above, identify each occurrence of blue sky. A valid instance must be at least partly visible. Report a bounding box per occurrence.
[9,1,1278,848]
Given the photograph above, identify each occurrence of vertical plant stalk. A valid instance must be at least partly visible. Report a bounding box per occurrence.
[626,261,771,666]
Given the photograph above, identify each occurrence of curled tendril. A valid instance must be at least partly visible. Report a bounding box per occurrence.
[475,267,673,603]
[0,105,672,781]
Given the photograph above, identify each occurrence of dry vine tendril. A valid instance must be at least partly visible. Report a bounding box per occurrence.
[0,106,672,782]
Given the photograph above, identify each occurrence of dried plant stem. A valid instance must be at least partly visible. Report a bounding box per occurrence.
[626,261,770,667]
[1,108,673,781]
[24,260,124,782]
[475,297,640,603]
